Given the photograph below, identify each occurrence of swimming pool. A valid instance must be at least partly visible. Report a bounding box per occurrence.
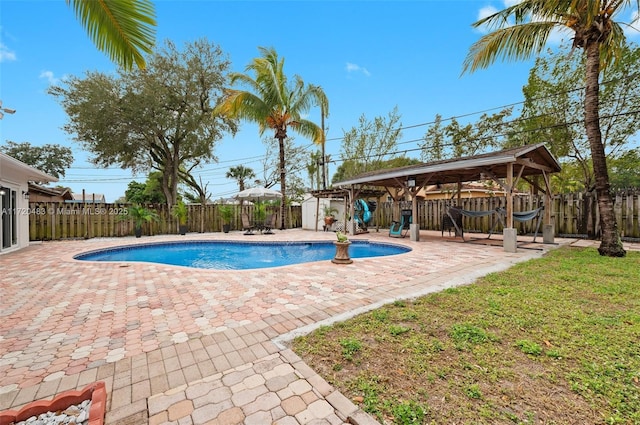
[75,240,411,270]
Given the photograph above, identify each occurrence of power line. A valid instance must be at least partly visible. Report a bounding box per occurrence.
[56,71,640,188]
[327,108,640,166]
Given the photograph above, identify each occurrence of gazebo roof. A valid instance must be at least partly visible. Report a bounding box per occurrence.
[333,143,561,189]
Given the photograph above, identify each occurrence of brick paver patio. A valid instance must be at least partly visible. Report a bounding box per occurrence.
[1,229,595,424]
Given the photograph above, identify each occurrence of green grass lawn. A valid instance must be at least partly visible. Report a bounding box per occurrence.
[292,247,640,424]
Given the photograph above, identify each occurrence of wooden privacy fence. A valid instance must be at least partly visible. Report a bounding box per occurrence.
[28,190,639,241]
[370,189,640,239]
[28,203,302,241]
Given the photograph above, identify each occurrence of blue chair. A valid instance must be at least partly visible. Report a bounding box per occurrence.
[389,209,412,238]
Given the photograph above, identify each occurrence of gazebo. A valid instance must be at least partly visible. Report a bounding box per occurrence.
[332,143,562,252]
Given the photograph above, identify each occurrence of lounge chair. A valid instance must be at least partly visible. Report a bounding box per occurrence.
[263,213,277,234]
[241,213,255,235]
[389,209,412,238]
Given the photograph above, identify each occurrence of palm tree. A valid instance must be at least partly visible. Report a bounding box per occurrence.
[226,165,256,192]
[67,0,156,70]
[214,47,329,229]
[306,151,322,191]
[462,0,635,257]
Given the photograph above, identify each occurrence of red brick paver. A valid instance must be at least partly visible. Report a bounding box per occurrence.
[1,230,576,424]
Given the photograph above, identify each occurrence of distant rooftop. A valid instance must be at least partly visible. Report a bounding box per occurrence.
[70,193,107,203]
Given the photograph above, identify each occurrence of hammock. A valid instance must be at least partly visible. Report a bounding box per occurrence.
[445,206,544,242]
[491,206,544,242]
[459,208,500,218]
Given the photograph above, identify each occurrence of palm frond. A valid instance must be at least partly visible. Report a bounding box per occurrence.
[67,0,156,70]
[463,21,559,73]
[216,91,267,122]
[290,84,320,117]
[306,84,329,117]
[292,118,324,145]
[217,46,326,145]
[250,47,287,108]
[229,72,261,93]
[600,22,628,68]
[474,0,566,30]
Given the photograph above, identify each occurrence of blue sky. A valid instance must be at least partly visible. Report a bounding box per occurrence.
[1,1,638,202]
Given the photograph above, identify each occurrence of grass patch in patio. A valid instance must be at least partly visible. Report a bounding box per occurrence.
[292,247,640,424]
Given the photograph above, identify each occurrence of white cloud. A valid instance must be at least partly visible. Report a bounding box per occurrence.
[0,42,16,62]
[39,70,59,85]
[478,5,498,21]
[623,9,640,39]
[546,26,573,45]
[346,62,370,77]
[475,1,572,44]
[475,6,500,34]
[477,0,522,22]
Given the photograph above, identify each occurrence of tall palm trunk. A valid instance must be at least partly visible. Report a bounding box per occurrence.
[584,42,625,257]
[277,134,287,230]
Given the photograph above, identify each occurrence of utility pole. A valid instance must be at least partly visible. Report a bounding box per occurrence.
[321,109,326,190]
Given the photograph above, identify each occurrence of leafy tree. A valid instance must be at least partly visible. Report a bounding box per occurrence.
[420,114,446,162]
[66,0,156,70]
[178,173,211,232]
[50,39,237,207]
[608,148,640,189]
[123,172,165,204]
[182,181,212,205]
[226,165,256,192]
[306,151,323,191]
[258,136,308,203]
[214,46,329,229]
[549,161,591,193]
[332,157,421,185]
[462,0,636,257]
[0,141,73,180]
[512,43,640,192]
[337,107,403,181]
[123,181,147,204]
[180,173,210,204]
[420,108,514,162]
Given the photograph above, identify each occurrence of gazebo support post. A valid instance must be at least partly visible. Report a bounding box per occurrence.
[410,188,419,242]
[315,196,320,232]
[542,171,555,244]
[503,162,518,253]
[349,186,356,235]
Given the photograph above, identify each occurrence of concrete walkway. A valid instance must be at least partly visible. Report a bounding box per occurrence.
[0,230,590,424]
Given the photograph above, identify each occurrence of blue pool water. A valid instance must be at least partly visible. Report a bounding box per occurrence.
[75,240,411,270]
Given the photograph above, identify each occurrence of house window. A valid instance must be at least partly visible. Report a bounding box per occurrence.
[11,189,17,245]
[1,187,17,250]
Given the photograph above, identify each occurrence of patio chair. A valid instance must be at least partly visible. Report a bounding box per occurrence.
[241,213,255,235]
[442,206,464,239]
[263,213,277,235]
[389,209,412,238]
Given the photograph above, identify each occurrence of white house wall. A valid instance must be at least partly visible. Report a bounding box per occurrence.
[0,175,30,253]
[0,153,57,254]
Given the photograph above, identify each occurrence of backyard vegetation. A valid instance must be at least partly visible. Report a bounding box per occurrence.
[292,247,640,424]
